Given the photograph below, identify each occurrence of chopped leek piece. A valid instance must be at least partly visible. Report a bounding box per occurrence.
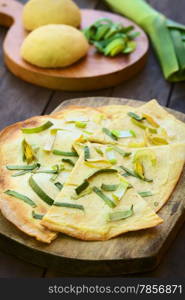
[50,128,71,135]
[142,114,159,128]
[92,187,116,208]
[62,158,75,167]
[43,133,56,152]
[108,205,134,222]
[88,168,118,180]
[5,190,36,207]
[113,146,131,157]
[128,141,146,148]
[84,146,90,161]
[50,164,63,182]
[112,178,129,202]
[154,202,159,207]
[54,202,84,211]
[120,166,153,182]
[102,127,118,141]
[123,41,136,54]
[131,119,157,133]
[139,191,153,197]
[111,129,136,138]
[22,139,36,164]
[101,184,118,191]
[95,147,104,156]
[134,160,145,179]
[149,137,168,145]
[32,211,44,220]
[84,159,111,168]
[29,176,54,205]
[131,118,146,129]
[21,121,53,134]
[133,149,157,166]
[106,147,117,164]
[54,182,63,191]
[83,130,93,135]
[75,180,90,195]
[52,150,78,157]
[75,121,87,129]
[72,187,93,200]
[6,163,40,171]
[128,112,144,121]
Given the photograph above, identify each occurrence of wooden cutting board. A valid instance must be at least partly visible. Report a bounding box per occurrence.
[0,0,148,91]
[0,97,185,276]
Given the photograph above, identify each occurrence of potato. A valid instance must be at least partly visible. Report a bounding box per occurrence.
[20,24,89,68]
[23,0,81,31]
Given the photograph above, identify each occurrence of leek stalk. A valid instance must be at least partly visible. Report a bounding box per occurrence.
[105,0,185,82]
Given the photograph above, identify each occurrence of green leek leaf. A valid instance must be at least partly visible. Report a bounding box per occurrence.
[5,190,36,207]
[101,184,119,191]
[22,121,53,134]
[52,150,78,157]
[54,202,84,211]
[108,205,134,221]
[54,182,63,191]
[32,211,44,220]
[29,176,54,206]
[92,186,116,208]
[102,127,118,141]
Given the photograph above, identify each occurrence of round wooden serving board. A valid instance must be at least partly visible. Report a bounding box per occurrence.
[0,97,185,276]
[0,0,149,91]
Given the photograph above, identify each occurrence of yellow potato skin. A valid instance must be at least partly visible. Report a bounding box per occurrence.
[20,24,89,68]
[23,0,81,31]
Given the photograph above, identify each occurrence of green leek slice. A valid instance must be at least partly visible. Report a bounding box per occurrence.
[94,147,104,156]
[102,127,118,141]
[62,159,75,167]
[101,184,118,191]
[5,190,36,207]
[54,182,63,191]
[28,176,54,205]
[92,186,116,208]
[120,166,153,182]
[75,121,87,129]
[139,191,153,197]
[6,163,40,171]
[53,202,84,211]
[111,129,136,138]
[72,187,93,200]
[52,150,78,157]
[75,180,90,195]
[131,118,157,133]
[21,121,53,134]
[113,146,131,157]
[112,178,129,202]
[108,205,134,222]
[32,211,44,220]
[128,112,144,121]
[84,146,90,161]
[106,147,117,164]
[88,168,118,180]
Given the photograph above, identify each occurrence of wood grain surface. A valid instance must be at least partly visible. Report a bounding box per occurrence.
[0,97,185,276]
[0,0,185,278]
[0,0,148,91]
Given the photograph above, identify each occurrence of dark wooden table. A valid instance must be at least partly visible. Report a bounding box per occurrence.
[0,0,185,278]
